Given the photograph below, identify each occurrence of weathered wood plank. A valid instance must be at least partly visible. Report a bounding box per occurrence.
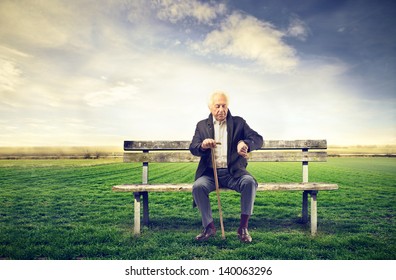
[124,141,190,150]
[123,152,199,163]
[113,184,193,192]
[112,182,339,192]
[123,151,327,162]
[249,151,327,162]
[124,139,327,150]
[263,140,327,149]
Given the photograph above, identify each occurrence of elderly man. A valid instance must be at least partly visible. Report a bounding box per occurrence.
[189,91,264,243]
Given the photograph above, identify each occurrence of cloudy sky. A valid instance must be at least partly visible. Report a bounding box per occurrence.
[0,0,395,147]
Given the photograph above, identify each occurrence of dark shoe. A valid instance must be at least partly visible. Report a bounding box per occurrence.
[195,225,216,241]
[238,227,252,243]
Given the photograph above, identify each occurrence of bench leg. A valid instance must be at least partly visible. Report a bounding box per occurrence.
[133,192,141,236]
[310,191,318,236]
[142,191,149,226]
[302,191,309,223]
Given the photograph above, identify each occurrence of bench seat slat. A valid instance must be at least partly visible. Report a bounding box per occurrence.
[112,183,338,192]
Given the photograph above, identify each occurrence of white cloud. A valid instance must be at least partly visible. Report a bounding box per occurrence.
[0,57,22,92]
[125,0,154,22]
[287,17,309,41]
[0,45,30,96]
[189,12,298,73]
[84,83,139,107]
[153,0,226,24]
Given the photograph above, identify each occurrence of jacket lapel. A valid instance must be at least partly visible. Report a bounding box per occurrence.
[226,111,234,165]
[206,114,214,139]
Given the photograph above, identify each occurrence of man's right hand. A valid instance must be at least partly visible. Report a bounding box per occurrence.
[201,138,217,150]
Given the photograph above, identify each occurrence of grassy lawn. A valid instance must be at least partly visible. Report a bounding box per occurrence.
[0,158,395,260]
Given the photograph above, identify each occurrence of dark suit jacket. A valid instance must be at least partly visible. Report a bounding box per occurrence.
[189,111,264,180]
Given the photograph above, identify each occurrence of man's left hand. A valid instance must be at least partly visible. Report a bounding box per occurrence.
[237,141,249,158]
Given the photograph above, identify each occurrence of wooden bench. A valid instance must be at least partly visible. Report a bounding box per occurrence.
[112,140,338,236]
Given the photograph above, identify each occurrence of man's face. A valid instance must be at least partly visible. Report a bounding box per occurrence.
[210,94,228,122]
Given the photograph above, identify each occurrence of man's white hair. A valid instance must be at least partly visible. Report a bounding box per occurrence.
[208,91,229,108]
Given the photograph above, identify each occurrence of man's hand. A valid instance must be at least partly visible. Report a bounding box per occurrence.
[237,141,249,158]
[201,139,217,150]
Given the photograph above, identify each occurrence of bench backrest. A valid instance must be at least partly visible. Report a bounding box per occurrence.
[123,140,328,183]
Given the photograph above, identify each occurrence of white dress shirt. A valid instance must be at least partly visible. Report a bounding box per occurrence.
[213,119,227,168]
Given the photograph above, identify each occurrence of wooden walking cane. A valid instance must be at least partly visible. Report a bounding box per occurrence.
[211,144,226,240]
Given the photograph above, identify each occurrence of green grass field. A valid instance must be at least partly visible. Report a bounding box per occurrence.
[0,158,395,260]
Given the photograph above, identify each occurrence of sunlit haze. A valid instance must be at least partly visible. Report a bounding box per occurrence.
[1,0,395,147]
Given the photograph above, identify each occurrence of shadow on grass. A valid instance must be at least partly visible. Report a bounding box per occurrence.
[132,215,361,237]
[143,217,306,233]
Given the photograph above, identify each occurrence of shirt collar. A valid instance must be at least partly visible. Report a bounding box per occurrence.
[213,118,226,126]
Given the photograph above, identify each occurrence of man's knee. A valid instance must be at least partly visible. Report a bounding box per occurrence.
[240,175,257,189]
[192,176,213,195]
[192,181,204,195]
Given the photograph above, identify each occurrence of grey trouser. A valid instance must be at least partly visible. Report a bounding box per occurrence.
[192,168,258,228]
